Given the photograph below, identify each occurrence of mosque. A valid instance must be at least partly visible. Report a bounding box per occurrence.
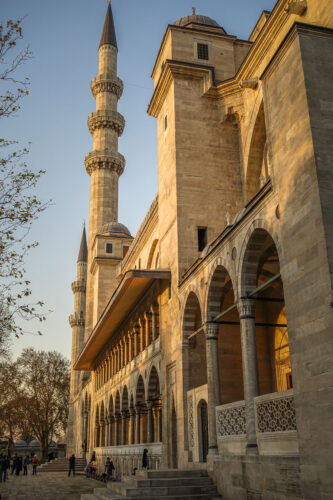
[67,0,333,498]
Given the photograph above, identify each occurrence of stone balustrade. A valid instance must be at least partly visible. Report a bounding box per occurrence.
[216,400,246,437]
[254,389,297,434]
[95,442,162,477]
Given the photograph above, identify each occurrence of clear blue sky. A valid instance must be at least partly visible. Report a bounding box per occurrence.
[1,0,276,360]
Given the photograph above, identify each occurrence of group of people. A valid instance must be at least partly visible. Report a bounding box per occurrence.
[0,453,39,481]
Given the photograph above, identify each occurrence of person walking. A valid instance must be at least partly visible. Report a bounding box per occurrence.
[23,455,30,476]
[142,448,149,469]
[32,455,38,475]
[15,455,22,476]
[10,454,17,475]
[68,454,75,477]
[107,458,115,479]
[0,454,5,483]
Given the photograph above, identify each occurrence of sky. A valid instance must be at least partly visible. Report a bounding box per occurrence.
[1,0,276,360]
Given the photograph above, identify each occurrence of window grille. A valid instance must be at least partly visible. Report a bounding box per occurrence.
[197,43,209,60]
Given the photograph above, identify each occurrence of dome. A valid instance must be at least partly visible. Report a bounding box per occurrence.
[99,221,132,238]
[29,439,39,447]
[14,440,27,447]
[174,9,223,30]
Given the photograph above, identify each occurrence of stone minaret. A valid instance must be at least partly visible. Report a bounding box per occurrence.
[67,226,87,455]
[84,0,132,337]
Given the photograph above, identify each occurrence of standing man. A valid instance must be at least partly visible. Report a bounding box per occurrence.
[32,455,38,475]
[23,455,30,475]
[68,454,75,477]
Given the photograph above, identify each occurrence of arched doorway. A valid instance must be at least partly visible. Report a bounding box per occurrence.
[241,228,291,394]
[122,386,129,445]
[148,366,162,442]
[206,265,244,405]
[135,375,147,443]
[197,399,208,463]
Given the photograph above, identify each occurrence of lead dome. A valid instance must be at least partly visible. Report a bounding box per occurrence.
[174,8,225,32]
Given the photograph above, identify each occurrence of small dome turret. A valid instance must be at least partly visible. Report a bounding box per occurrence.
[174,8,225,32]
[99,221,132,237]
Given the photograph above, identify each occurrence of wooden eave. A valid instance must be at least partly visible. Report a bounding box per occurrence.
[74,269,171,371]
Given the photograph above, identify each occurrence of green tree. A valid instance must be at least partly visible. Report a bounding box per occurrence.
[0,349,70,458]
[0,18,49,351]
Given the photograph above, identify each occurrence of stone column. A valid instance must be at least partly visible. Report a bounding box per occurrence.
[134,326,139,357]
[109,416,113,446]
[128,333,132,362]
[120,342,124,369]
[129,408,135,445]
[205,322,220,455]
[145,312,151,346]
[238,298,259,452]
[147,400,154,443]
[151,307,157,341]
[135,406,141,444]
[153,407,159,443]
[139,318,145,351]
[121,410,127,445]
[114,415,119,446]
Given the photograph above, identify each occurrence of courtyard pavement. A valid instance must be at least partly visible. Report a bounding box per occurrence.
[0,469,105,499]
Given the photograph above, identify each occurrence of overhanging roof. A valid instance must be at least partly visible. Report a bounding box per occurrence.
[74,269,171,371]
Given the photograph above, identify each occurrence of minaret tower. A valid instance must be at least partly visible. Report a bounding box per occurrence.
[67,225,87,455]
[84,0,132,336]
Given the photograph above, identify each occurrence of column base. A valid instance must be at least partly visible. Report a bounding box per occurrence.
[246,443,259,455]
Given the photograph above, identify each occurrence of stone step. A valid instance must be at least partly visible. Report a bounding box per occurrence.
[87,493,218,500]
[106,482,217,497]
[123,476,213,488]
[126,469,208,479]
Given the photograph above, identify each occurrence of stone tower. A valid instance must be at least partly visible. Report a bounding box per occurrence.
[84,0,132,336]
[67,225,87,455]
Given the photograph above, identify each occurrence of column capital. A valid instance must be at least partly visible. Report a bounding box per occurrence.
[205,322,219,340]
[238,297,256,319]
[121,409,127,418]
[146,400,154,410]
[129,407,135,417]
[135,405,141,414]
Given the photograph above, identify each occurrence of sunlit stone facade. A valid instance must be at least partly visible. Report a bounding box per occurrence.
[67,1,333,498]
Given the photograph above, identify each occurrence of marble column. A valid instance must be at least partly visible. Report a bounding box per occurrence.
[129,408,135,444]
[151,306,157,341]
[134,326,139,357]
[205,322,220,455]
[114,415,119,446]
[145,312,151,346]
[135,405,141,444]
[121,410,127,445]
[147,400,154,443]
[238,297,259,452]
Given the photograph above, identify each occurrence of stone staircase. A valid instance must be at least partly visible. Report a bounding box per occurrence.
[81,469,221,500]
[38,457,87,474]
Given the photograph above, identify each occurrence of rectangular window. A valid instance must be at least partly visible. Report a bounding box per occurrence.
[106,243,113,254]
[197,43,209,60]
[198,227,207,252]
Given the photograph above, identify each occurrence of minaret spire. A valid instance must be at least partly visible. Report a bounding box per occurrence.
[77,224,88,263]
[100,0,117,49]
[84,2,132,334]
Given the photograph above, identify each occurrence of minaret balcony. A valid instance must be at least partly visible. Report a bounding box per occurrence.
[91,74,123,99]
[71,280,86,294]
[85,150,125,176]
[69,313,85,328]
[88,110,125,136]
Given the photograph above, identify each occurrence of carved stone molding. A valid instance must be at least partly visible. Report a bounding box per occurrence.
[88,110,125,135]
[85,150,125,176]
[284,1,307,15]
[238,298,256,319]
[71,280,86,294]
[239,78,259,90]
[205,322,219,340]
[91,75,124,99]
[69,313,85,328]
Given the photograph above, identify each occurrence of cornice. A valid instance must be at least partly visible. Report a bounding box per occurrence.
[90,256,121,275]
[148,60,214,117]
